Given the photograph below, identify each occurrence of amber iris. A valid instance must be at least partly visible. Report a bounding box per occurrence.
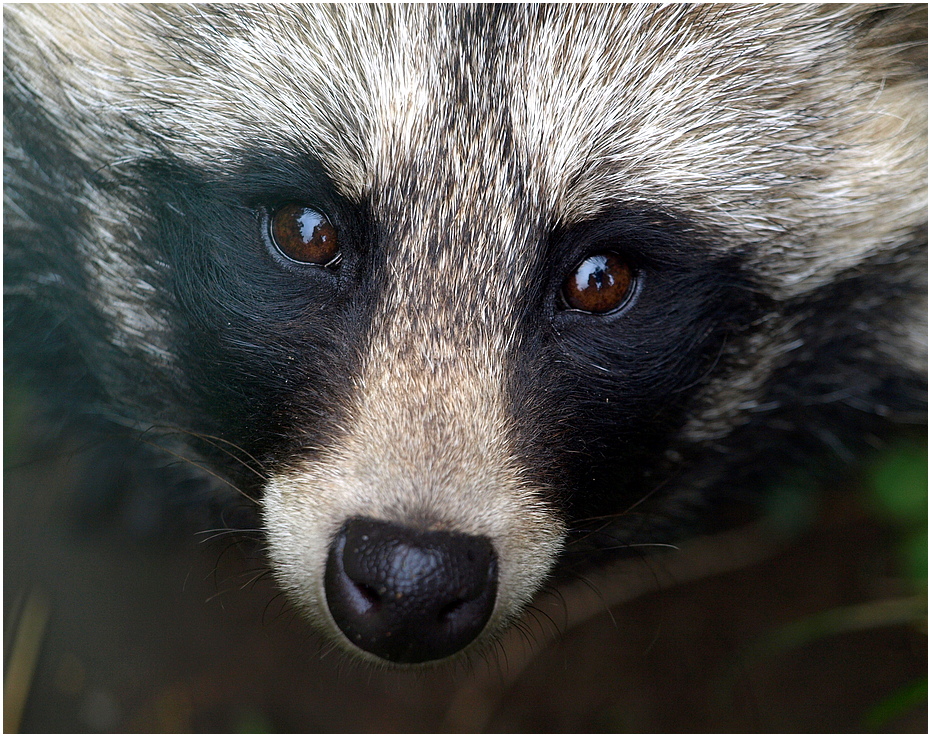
[562,252,634,314]
[270,204,339,265]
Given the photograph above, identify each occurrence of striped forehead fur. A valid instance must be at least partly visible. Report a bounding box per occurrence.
[7,5,925,300]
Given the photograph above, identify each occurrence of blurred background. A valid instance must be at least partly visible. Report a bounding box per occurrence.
[5,383,927,733]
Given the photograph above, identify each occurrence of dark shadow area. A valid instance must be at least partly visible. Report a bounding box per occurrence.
[4,404,926,733]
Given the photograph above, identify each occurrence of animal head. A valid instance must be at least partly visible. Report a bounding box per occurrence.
[4,4,926,664]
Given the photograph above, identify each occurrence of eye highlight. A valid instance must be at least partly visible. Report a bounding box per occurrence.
[562,252,635,314]
[269,203,340,265]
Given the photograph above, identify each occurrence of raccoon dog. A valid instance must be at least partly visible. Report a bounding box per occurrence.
[4,4,927,665]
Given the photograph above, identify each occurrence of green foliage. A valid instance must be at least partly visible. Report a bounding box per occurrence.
[862,677,928,732]
[866,440,928,585]
[868,443,928,523]
[859,439,928,729]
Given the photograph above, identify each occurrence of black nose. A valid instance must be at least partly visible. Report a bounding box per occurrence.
[324,517,498,663]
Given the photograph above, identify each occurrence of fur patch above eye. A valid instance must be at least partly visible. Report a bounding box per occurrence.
[269,203,340,266]
[562,252,635,314]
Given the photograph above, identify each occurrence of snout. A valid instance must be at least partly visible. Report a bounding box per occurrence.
[324,517,499,663]
[262,425,566,666]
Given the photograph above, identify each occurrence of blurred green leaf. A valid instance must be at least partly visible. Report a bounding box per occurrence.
[862,677,927,731]
[864,441,928,587]
[899,530,928,582]
[867,443,928,524]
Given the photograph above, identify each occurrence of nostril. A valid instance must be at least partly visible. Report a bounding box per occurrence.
[437,597,466,623]
[324,516,498,663]
[353,581,381,612]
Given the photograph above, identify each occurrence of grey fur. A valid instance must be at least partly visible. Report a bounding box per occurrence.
[5,4,927,664]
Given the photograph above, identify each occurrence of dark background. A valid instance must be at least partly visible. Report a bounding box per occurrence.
[4,390,926,733]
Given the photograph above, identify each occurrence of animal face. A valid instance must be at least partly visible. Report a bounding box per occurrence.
[4,4,926,664]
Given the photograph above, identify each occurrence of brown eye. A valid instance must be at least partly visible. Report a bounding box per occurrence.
[269,203,340,265]
[562,252,634,314]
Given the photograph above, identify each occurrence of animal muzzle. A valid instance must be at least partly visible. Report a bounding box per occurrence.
[324,517,499,663]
